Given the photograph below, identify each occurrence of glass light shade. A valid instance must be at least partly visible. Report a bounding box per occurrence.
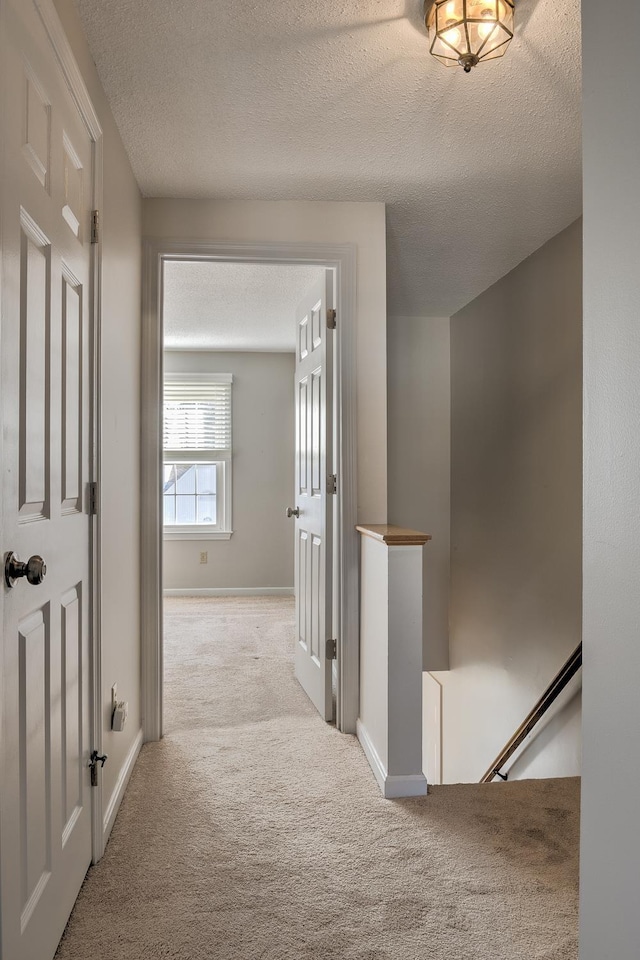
[426,0,515,71]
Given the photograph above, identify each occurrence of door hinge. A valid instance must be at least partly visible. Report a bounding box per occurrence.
[326,638,337,660]
[89,481,98,516]
[327,308,337,330]
[327,474,337,495]
[89,750,108,787]
[91,209,99,244]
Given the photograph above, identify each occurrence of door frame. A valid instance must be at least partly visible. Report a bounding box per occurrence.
[0,0,105,861]
[141,239,359,737]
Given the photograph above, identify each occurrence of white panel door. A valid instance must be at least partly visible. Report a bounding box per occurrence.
[0,1,95,958]
[293,272,334,720]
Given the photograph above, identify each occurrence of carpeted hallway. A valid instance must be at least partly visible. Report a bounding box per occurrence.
[55,596,580,960]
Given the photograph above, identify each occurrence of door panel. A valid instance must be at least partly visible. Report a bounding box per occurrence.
[62,268,83,512]
[20,215,51,517]
[23,64,52,191]
[294,273,334,720]
[61,585,83,839]
[310,534,322,661]
[297,529,308,651]
[311,368,322,495]
[1,1,95,957]
[19,605,52,920]
[298,377,308,494]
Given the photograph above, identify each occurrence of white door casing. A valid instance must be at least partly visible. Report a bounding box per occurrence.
[0,1,101,957]
[294,273,334,720]
[141,240,358,740]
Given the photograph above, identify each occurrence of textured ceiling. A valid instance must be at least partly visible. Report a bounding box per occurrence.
[163,261,324,351]
[74,0,582,316]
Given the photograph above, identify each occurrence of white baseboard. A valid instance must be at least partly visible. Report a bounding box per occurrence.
[357,719,387,793]
[102,728,143,845]
[357,720,428,799]
[163,587,294,597]
[384,773,429,798]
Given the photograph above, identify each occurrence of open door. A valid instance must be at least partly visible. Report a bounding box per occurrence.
[292,272,334,720]
[0,1,97,957]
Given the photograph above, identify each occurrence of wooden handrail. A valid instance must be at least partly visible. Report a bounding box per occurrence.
[480,643,582,783]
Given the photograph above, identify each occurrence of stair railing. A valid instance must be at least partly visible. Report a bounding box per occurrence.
[480,642,582,783]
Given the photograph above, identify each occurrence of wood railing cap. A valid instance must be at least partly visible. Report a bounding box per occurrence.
[355,524,432,546]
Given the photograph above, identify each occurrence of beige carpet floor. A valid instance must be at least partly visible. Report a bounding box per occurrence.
[55,596,580,960]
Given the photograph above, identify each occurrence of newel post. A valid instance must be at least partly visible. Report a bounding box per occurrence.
[356,524,431,798]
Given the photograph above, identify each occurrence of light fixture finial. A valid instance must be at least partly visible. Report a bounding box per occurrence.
[425,0,515,72]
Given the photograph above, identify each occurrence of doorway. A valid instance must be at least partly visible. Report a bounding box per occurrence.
[160,260,335,722]
[141,240,360,739]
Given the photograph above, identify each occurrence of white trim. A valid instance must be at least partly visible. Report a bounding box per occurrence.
[88,114,105,868]
[423,672,443,786]
[384,773,429,799]
[141,239,359,741]
[33,0,106,864]
[102,729,143,845]
[163,587,294,597]
[141,242,164,743]
[357,720,387,793]
[165,372,233,383]
[163,529,233,541]
[335,246,359,735]
[357,721,428,799]
[166,345,296,354]
[34,0,102,140]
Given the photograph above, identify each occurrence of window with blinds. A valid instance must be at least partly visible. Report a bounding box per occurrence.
[163,376,232,453]
[162,373,233,538]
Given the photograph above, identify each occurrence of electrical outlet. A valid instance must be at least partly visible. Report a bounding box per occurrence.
[111,683,118,712]
[200,551,208,564]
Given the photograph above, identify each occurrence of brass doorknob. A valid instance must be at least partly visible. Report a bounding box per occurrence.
[286,507,300,518]
[4,552,47,588]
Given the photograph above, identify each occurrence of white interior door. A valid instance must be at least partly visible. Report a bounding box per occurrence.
[0,1,95,957]
[293,272,334,720]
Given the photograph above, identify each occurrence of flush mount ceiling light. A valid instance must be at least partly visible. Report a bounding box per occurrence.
[425,0,515,72]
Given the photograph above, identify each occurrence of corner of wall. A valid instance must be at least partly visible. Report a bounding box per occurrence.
[386,315,451,672]
[444,222,582,783]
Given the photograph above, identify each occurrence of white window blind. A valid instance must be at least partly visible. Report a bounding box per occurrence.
[163,374,232,453]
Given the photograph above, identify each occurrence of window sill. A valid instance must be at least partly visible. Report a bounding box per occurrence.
[163,528,233,541]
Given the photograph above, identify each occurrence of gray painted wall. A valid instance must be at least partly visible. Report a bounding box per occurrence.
[143,199,388,525]
[387,315,450,671]
[580,0,640,952]
[163,351,295,590]
[435,218,583,783]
